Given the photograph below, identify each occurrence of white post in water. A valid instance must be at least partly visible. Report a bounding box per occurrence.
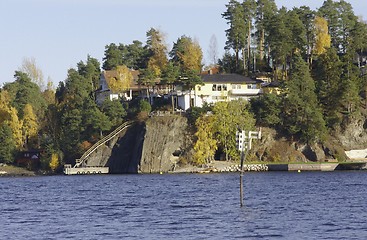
[236,129,261,207]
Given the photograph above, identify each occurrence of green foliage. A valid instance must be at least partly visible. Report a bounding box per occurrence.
[250,93,281,127]
[0,123,16,164]
[313,47,343,128]
[77,55,101,91]
[101,99,127,127]
[186,105,212,126]
[103,41,148,70]
[138,99,152,113]
[282,54,326,142]
[212,100,255,160]
[3,71,47,119]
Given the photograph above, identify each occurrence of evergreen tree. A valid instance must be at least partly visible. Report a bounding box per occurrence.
[313,47,343,128]
[0,124,16,164]
[282,54,326,142]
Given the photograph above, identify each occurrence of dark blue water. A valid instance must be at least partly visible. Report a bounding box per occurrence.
[1,172,366,239]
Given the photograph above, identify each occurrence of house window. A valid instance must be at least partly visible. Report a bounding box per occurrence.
[223,84,227,91]
[212,84,217,91]
[232,84,241,89]
[218,85,222,91]
[197,86,201,91]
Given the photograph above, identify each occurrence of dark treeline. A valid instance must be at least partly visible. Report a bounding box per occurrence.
[1,0,367,170]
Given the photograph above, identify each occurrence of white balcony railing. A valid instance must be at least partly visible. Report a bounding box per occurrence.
[230,89,262,95]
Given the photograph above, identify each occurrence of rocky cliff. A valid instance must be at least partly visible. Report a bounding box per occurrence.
[84,116,191,173]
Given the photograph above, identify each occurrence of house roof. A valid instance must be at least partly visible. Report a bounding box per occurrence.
[201,74,263,84]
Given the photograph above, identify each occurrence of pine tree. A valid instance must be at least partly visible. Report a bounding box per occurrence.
[282,54,326,142]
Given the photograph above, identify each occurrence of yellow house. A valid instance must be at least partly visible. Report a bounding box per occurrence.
[175,73,264,110]
[194,73,263,107]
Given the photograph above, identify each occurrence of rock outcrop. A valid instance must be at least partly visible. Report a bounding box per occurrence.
[84,116,191,173]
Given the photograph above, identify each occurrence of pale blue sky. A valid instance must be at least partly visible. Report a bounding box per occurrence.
[1,0,366,86]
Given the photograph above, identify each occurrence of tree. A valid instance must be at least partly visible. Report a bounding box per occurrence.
[146,28,168,78]
[0,124,16,164]
[213,100,255,160]
[22,104,39,148]
[170,35,203,73]
[255,0,278,63]
[3,71,47,119]
[250,92,282,127]
[193,115,217,165]
[49,153,59,172]
[267,7,293,80]
[161,62,180,111]
[282,54,326,142]
[102,43,122,70]
[77,55,101,91]
[207,34,218,66]
[218,50,238,73]
[106,65,133,94]
[222,0,247,70]
[101,99,127,127]
[293,6,316,65]
[313,16,331,55]
[313,47,343,128]
[19,57,45,91]
[0,90,23,148]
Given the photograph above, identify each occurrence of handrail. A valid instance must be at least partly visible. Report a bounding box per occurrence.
[74,121,134,168]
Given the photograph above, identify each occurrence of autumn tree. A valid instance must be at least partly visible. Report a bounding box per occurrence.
[22,104,39,148]
[0,90,23,148]
[193,115,217,165]
[146,28,168,78]
[207,34,219,66]
[106,65,133,94]
[170,35,203,73]
[19,57,45,91]
[313,16,331,55]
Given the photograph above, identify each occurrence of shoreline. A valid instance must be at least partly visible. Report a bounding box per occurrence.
[172,160,367,173]
[1,160,367,177]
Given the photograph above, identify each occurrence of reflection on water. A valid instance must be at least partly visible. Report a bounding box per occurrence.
[1,172,367,239]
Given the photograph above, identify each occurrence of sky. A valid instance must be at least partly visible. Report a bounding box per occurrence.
[1,0,367,86]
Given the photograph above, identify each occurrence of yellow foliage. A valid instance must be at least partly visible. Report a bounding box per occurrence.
[193,115,217,165]
[6,108,23,148]
[178,39,203,73]
[0,91,23,147]
[314,16,331,55]
[106,65,133,93]
[49,153,59,172]
[22,104,38,141]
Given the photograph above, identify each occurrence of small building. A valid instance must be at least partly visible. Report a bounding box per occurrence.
[16,150,41,169]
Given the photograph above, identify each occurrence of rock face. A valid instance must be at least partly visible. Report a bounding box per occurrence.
[138,116,191,173]
[335,116,367,150]
[84,116,191,173]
